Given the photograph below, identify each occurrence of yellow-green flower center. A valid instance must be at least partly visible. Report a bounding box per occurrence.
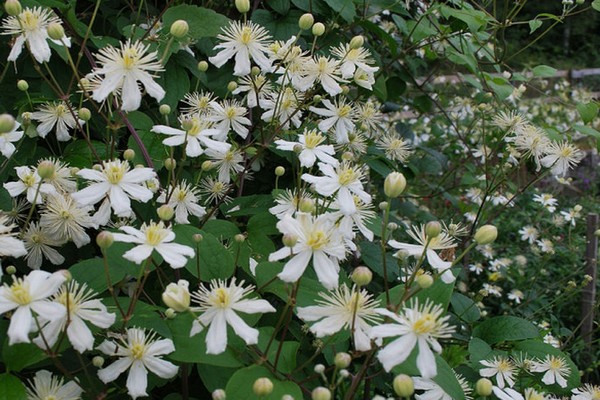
[144,223,168,246]
[176,189,187,202]
[55,104,67,117]
[304,131,324,149]
[338,105,352,118]
[9,281,32,305]
[413,313,436,334]
[307,230,328,250]
[240,26,253,45]
[105,164,126,184]
[23,173,37,188]
[20,11,40,31]
[338,166,358,186]
[130,343,146,359]
[212,287,231,308]
[122,48,139,70]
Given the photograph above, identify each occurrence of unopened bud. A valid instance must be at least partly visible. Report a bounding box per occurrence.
[227,81,238,91]
[201,160,213,171]
[162,280,191,312]
[351,266,372,286]
[341,152,353,161]
[293,144,303,153]
[574,204,582,212]
[378,201,388,211]
[17,79,28,91]
[474,225,498,245]
[170,20,189,38]
[212,389,226,400]
[234,233,246,243]
[312,22,325,36]
[123,149,135,161]
[251,66,261,76]
[395,249,410,261]
[425,221,442,238]
[164,158,177,171]
[339,369,349,378]
[47,22,65,40]
[314,364,325,374]
[92,356,105,368]
[181,118,194,131]
[159,104,171,115]
[416,274,434,289]
[384,172,406,198]
[282,233,298,247]
[245,146,257,156]
[341,85,350,95]
[393,374,414,397]
[299,13,315,30]
[4,0,22,16]
[0,114,16,133]
[252,377,273,396]
[313,94,322,103]
[198,61,209,72]
[311,387,331,400]
[37,160,55,179]
[78,107,91,121]
[165,308,177,319]
[157,205,174,221]
[193,233,203,242]
[387,222,398,231]
[5,265,16,275]
[349,35,364,49]
[299,198,315,213]
[275,166,285,176]
[595,229,600,237]
[475,378,493,396]
[334,352,351,368]
[235,0,251,13]
[96,231,114,249]
[58,269,72,282]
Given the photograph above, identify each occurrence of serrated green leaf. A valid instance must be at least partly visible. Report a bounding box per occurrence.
[473,316,538,344]
[529,19,542,34]
[0,373,26,400]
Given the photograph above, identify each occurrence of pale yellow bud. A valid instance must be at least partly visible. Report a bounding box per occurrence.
[37,160,55,179]
[159,104,171,115]
[164,158,177,171]
[475,378,493,396]
[384,172,406,198]
[299,198,315,213]
[4,0,22,16]
[165,308,177,319]
[349,35,364,49]
[17,80,28,91]
[78,107,91,121]
[212,389,226,400]
[162,280,191,312]
[157,205,175,221]
[201,160,213,171]
[251,66,261,76]
[5,265,16,275]
[193,233,204,242]
[283,233,298,247]
[299,13,315,30]
[235,0,251,13]
[416,274,434,289]
[275,166,285,176]
[351,266,372,286]
[170,20,189,38]
[252,378,273,396]
[234,233,246,243]
[123,149,136,161]
[314,364,325,373]
[0,114,16,133]
[92,356,105,368]
[425,221,442,238]
[393,374,414,397]
[474,225,498,245]
[311,387,331,400]
[227,81,238,91]
[47,22,65,40]
[312,22,325,36]
[334,352,351,368]
[96,231,114,249]
[198,61,209,72]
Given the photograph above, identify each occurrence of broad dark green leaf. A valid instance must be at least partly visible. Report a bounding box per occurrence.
[323,0,356,22]
[163,5,229,40]
[450,292,480,323]
[2,342,47,373]
[473,316,538,344]
[0,373,26,400]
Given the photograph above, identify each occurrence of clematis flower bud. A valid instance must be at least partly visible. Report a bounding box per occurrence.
[384,172,407,198]
[299,13,315,30]
[162,280,191,312]
[474,225,498,245]
[252,377,273,396]
[393,374,414,397]
[170,20,189,38]
[475,378,493,396]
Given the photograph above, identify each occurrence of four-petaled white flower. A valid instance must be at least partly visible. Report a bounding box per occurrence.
[268,212,347,289]
[190,278,275,354]
[370,300,454,377]
[157,181,206,224]
[34,280,116,353]
[309,99,356,144]
[31,101,81,142]
[296,56,344,96]
[530,355,570,388]
[296,284,382,351]
[275,129,338,168]
[4,165,56,204]
[0,270,67,345]
[1,6,71,63]
[90,39,165,112]
[71,159,155,224]
[302,161,371,215]
[480,356,516,388]
[112,221,195,269]
[97,328,178,400]
[388,224,457,283]
[25,370,82,400]
[209,21,273,76]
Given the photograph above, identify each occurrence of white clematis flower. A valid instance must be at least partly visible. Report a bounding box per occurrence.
[0,120,24,158]
[97,328,178,400]
[1,6,71,63]
[89,40,165,112]
[0,270,67,345]
[190,278,275,354]
[275,129,338,168]
[4,165,57,204]
[112,221,195,269]
[34,281,116,353]
[25,370,83,400]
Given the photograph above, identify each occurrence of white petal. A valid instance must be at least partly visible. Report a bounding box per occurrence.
[126,361,148,400]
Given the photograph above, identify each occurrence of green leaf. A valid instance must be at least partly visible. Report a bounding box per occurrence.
[197,364,239,392]
[2,342,47,372]
[225,365,303,399]
[573,124,600,151]
[160,61,191,110]
[529,19,542,34]
[267,0,291,14]
[203,220,241,240]
[247,212,279,236]
[323,0,356,22]
[373,76,388,102]
[162,5,229,40]
[257,327,300,373]
[127,130,168,171]
[173,225,235,281]
[468,337,493,369]
[439,5,489,32]
[450,292,480,323]
[0,374,26,400]
[359,241,398,281]
[593,0,600,11]
[532,65,557,78]
[62,140,107,168]
[576,102,598,124]
[473,316,538,344]
[251,10,305,40]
